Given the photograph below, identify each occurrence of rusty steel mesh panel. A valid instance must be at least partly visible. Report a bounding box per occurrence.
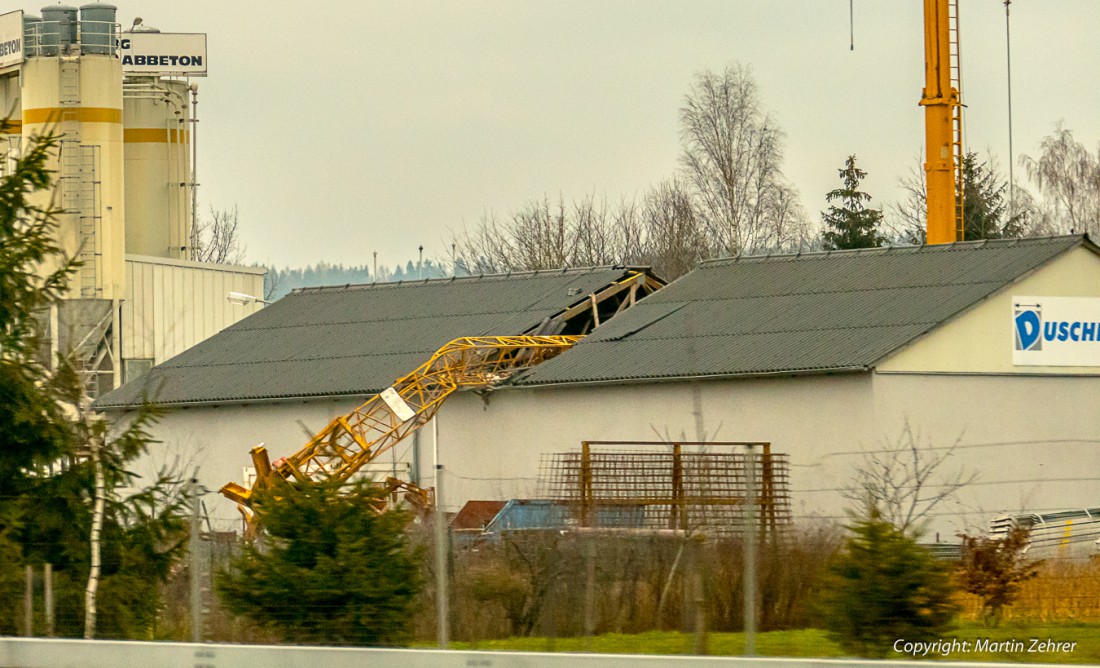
[537,445,791,535]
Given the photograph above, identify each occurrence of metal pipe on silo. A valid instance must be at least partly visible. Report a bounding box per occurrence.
[189,84,198,261]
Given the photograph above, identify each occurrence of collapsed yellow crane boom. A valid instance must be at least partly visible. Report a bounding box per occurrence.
[220,335,580,508]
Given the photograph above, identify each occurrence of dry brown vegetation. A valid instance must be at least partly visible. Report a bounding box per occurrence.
[411,523,843,642]
[957,558,1100,623]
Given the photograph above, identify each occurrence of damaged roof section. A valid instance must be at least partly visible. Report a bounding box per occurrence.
[96,266,663,409]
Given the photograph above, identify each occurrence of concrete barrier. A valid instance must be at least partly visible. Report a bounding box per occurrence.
[0,638,1072,668]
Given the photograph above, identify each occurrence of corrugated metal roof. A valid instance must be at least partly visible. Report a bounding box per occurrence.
[96,267,648,409]
[451,500,508,531]
[518,235,1094,386]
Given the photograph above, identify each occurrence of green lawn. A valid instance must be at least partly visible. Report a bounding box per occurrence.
[440,623,1100,663]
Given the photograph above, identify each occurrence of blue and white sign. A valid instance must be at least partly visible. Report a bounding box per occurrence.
[0,11,23,70]
[1013,296,1100,367]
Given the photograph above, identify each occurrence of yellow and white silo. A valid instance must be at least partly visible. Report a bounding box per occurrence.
[20,3,126,300]
[122,65,192,260]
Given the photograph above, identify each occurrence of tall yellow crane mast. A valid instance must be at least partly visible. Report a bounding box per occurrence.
[922,0,965,244]
[220,335,580,512]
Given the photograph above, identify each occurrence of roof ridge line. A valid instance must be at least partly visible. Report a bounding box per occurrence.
[699,234,1085,266]
[290,265,650,294]
[645,279,1004,303]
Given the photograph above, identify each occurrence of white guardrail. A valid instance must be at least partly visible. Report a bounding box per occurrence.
[0,639,1076,668]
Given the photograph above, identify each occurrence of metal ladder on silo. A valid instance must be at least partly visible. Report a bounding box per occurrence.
[58,55,100,297]
[79,145,102,295]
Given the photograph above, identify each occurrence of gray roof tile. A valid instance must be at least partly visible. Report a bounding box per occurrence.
[518,235,1094,386]
[96,267,649,408]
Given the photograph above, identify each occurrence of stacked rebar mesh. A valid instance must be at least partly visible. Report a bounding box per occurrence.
[538,443,791,536]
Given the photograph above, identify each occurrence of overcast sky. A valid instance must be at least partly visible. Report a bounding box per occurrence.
[19,1,1100,271]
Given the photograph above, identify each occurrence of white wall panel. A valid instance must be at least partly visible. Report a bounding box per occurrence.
[122,254,264,364]
[137,370,1100,539]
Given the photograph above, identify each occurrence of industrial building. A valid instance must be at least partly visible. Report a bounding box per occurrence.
[97,235,1100,539]
[0,5,263,394]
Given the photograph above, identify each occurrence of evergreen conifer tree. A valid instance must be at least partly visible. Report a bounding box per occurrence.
[821,156,886,250]
[819,507,958,657]
[216,480,422,645]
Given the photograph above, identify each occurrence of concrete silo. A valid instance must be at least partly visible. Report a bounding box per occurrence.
[122,24,193,260]
[20,3,126,300]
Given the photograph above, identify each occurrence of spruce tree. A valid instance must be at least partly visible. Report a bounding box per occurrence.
[819,507,958,657]
[216,480,422,645]
[821,155,886,250]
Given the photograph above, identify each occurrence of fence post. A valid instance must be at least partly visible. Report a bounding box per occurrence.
[189,471,203,643]
[743,446,756,656]
[434,463,449,648]
[584,535,596,650]
[692,534,707,655]
[23,564,33,637]
[44,563,54,637]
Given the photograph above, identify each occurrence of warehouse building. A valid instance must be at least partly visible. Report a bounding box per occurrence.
[97,235,1100,536]
[96,266,663,525]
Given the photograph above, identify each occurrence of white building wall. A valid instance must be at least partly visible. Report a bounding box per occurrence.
[880,246,1100,375]
[142,369,1099,537]
[869,373,1100,528]
[122,254,265,364]
[432,375,874,519]
[433,372,1099,538]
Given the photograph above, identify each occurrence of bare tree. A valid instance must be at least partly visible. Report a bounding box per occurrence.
[1020,123,1100,237]
[452,188,716,281]
[452,195,637,275]
[452,198,565,274]
[679,63,809,256]
[842,421,976,536]
[569,194,620,268]
[638,179,707,279]
[191,204,246,264]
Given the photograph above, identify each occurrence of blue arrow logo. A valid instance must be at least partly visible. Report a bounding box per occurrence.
[1014,307,1042,351]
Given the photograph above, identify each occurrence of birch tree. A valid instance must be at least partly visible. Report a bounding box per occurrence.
[1021,124,1100,237]
[679,63,808,256]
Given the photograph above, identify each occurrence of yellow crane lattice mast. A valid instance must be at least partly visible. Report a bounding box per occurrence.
[922,0,965,244]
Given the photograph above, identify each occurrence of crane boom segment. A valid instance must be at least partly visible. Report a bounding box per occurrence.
[220,335,580,507]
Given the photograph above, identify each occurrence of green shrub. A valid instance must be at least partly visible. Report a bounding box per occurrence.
[216,480,422,645]
[818,509,958,657]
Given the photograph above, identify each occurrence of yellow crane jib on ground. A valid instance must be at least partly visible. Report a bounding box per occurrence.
[219,335,581,510]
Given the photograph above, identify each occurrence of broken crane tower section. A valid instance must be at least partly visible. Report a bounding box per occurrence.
[220,270,665,519]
